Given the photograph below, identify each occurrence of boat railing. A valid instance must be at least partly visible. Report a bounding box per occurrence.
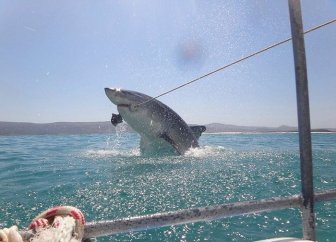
[84,189,336,239]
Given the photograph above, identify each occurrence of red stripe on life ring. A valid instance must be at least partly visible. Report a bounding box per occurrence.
[45,208,59,218]
[70,210,85,224]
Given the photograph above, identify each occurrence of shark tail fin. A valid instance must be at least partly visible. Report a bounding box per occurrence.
[189,125,206,139]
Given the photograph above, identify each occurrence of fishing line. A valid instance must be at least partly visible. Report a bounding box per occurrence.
[135,18,336,107]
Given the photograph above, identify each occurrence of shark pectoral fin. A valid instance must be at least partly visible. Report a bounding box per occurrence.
[159,133,175,146]
[111,113,123,126]
[189,125,206,139]
[140,136,178,156]
[159,133,181,155]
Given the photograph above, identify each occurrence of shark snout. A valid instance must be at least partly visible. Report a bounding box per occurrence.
[105,87,142,107]
[104,87,113,96]
[105,87,121,105]
[105,87,121,96]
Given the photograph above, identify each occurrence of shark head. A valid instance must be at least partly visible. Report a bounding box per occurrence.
[105,87,156,136]
[104,88,151,108]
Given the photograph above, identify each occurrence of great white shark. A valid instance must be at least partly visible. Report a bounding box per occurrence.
[105,88,206,155]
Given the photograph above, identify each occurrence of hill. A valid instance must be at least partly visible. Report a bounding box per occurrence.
[0,121,115,135]
[0,121,334,136]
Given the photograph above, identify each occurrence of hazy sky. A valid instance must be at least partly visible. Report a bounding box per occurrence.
[0,1,335,128]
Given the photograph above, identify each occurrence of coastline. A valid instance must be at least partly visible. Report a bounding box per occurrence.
[0,121,335,136]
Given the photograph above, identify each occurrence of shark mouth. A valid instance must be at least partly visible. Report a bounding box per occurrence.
[117,104,130,108]
[118,103,139,112]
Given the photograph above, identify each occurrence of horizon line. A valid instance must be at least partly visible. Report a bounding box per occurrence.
[1,120,335,130]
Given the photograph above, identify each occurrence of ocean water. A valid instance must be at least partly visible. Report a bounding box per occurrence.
[0,132,335,241]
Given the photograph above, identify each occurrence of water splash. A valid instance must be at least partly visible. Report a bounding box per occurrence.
[185,145,230,157]
[85,124,140,158]
[107,123,129,150]
[84,148,140,157]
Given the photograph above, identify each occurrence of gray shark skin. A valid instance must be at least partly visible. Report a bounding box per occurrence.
[105,88,205,155]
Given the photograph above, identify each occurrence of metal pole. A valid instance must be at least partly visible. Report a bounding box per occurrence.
[83,195,302,238]
[81,190,336,239]
[288,0,315,240]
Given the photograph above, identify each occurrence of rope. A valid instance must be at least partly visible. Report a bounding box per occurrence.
[0,226,23,242]
[135,18,336,107]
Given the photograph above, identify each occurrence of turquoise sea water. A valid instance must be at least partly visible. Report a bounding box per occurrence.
[0,132,335,241]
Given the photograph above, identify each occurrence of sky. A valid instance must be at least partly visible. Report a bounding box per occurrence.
[0,0,335,128]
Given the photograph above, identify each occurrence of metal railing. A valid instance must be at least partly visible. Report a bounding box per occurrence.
[84,189,336,239]
[83,0,335,240]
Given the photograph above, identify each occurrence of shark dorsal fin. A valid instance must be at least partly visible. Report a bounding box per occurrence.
[189,125,206,139]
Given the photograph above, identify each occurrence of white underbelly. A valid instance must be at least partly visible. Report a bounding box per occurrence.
[118,107,163,138]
